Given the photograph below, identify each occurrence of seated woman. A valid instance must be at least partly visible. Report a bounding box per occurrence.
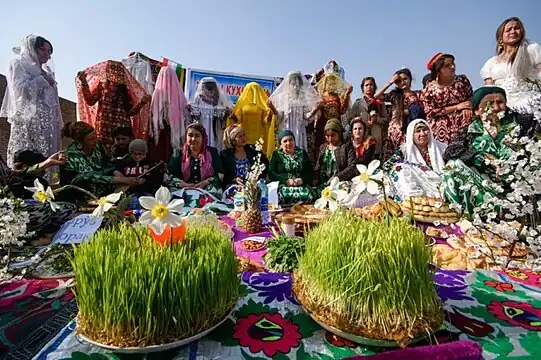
[382,119,447,202]
[350,118,376,165]
[221,125,268,195]
[442,86,533,215]
[168,122,224,199]
[268,130,318,206]
[1,152,76,237]
[60,122,142,200]
[315,118,357,187]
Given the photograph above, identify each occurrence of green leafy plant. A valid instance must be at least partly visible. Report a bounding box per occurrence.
[71,222,239,347]
[294,211,443,347]
[263,228,305,273]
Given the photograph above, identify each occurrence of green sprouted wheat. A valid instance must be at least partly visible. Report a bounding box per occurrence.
[70,223,239,347]
[295,211,443,346]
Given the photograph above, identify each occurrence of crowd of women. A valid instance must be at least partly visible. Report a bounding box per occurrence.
[1,16,541,236]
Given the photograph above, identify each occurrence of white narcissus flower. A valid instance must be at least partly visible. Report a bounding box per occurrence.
[138,187,185,235]
[24,178,59,212]
[91,192,122,217]
[352,160,382,195]
[314,177,346,211]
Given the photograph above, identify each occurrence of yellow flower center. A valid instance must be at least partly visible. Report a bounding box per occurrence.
[36,191,48,203]
[359,173,370,182]
[97,197,107,206]
[151,204,169,219]
[321,188,331,199]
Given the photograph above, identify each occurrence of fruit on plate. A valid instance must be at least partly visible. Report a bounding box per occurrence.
[240,239,265,251]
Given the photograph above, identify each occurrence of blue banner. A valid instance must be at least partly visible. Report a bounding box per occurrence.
[186,69,277,104]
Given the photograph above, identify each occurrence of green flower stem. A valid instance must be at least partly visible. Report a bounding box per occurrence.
[54,185,98,200]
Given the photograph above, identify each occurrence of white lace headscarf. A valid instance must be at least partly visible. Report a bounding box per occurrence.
[191,77,233,109]
[269,71,321,112]
[0,34,57,120]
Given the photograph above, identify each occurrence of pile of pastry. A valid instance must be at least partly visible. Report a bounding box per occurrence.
[400,196,459,224]
[432,244,488,270]
[354,199,402,220]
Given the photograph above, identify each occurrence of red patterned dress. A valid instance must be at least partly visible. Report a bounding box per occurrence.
[386,91,421,152]
[420,75,473,143]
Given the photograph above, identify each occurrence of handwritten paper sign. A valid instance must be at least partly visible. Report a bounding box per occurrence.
[52,214,103,245]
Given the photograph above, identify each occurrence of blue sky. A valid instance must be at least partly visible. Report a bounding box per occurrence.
[1,0,540,101]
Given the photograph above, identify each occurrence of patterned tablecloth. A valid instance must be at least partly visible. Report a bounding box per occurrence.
[31,269,541,359]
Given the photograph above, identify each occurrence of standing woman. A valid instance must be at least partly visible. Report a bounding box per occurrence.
[230,82,272,154]
[374,69,422,153]
[347,77,389,159]
[421,53,473,143]
[189,77,234,151]
[481,17,541,119]
[267,71,321,152]
[76,60,151,150]
[0,35,62,180]
[312,61,353,164]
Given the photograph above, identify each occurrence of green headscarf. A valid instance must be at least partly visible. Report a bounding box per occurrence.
[324,118,343,134]
[472,86,506,110]
[278,129,295,142]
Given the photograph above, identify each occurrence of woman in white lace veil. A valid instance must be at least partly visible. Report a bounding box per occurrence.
[481,17,541,120]
[189,77,233,150]
[268,71,321,151]
[0,35,62,181]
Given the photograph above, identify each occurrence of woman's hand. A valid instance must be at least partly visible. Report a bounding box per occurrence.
[389,73,400,85]
[286,179,296,186]
[44,151,67,167]
[77,71,87,81]
[346,85,353,95]
[235,177,244,186]
[456,101,471,111]
[195,179,210,188]
[462,109,473,121]
[294,178,303,186]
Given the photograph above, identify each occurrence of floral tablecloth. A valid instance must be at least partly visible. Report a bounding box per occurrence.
[0,279,75,360]
[32,269,541,359]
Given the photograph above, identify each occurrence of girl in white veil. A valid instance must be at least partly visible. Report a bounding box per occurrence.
[268,71,321,151]
[481,17,541,120]
[189,77,233,150]
[0,35,62,181]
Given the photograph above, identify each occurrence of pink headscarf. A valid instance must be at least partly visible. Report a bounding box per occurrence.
[182,123,214,181]
[150,66,188,148]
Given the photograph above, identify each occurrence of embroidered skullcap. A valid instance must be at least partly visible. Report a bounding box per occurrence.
[426,53,444,71]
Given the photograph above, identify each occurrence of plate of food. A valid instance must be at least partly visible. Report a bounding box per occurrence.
[240,236,266,252]
[237,256,265,272]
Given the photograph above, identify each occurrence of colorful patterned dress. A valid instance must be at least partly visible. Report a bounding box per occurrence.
[421,75,473,143]
[60,142,116,198]
[382,148,445,202]
[317,146,338,187]
[385,91,421,153]
[268,147,318,206]
[442,115,517,215]
[77,61,150,150]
